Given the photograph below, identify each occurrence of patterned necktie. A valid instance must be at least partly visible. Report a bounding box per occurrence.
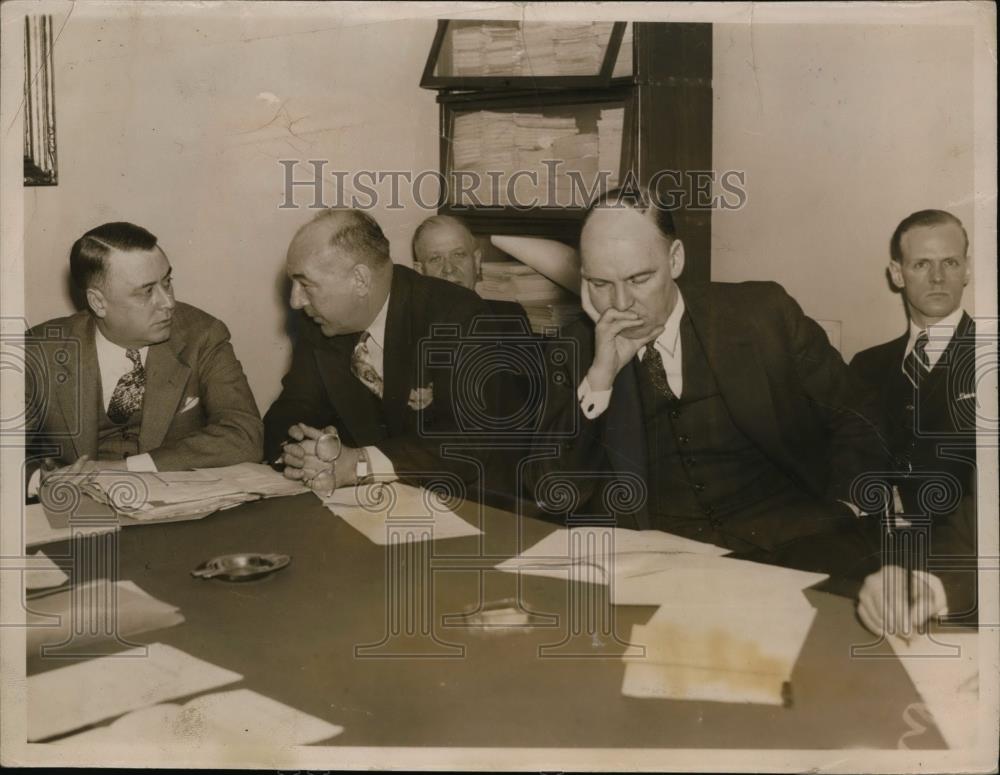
[351,332,384,398]
[903,330,930,387]
[107,348,146,424]
[640,345,677,401]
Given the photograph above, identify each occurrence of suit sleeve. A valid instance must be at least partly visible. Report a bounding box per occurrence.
[262,327,339,462]
[772,284,891,506]
[147,319,263,470]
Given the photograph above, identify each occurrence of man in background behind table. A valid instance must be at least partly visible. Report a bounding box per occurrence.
[266,209,490,497]
[526,187,888,577]
[851,210,979,629]
[25,222,263,499]
[412,214,527,321]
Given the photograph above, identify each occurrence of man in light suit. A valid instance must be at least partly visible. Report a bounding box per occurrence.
[527,188,887,576]
[25,222,263,498]
[852,209,978,628]
[266,209,490,495]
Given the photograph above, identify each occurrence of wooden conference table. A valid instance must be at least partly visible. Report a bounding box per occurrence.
[27,491,952,749]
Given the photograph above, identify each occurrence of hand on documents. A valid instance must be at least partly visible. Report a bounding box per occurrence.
[323,482,481,545]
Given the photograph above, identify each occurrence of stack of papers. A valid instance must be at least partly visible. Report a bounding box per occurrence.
[83,463,307,523]
[597,107,625,187]
[611,23,634,79]
[477,260,572,304]
[28,642,242,741]
[323,482,481,545]
[58,688,342,748]
[619,557,827,705]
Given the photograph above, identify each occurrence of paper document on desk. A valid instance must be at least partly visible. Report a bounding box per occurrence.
[58,688,342,747]
[620,558,822,705]
[195,462,310,498]
[27,580,185,655]
[24,502,119,549]
[27,642,242,741]
[324,482,481,544]
[495,527,729,585]
[25,551,70,590]
[888,631,979,749]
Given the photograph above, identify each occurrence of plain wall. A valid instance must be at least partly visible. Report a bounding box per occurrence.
[712,23,975,361]
[24,10,440,410]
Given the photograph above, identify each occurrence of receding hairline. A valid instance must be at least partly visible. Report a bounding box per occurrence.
[413,215,477,254]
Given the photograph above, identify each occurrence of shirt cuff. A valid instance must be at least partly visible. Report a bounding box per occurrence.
[578,376,613,420]
[126,453,158,472]
[838,499,864,518]
[912,569,950,618]
[27,469,42,499]
[364,446,397,482]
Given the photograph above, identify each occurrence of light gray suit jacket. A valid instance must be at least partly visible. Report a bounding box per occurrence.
[25,302,263,483]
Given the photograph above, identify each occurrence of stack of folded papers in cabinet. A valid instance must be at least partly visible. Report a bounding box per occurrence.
[82,463,307,523]
[476,260,582,333]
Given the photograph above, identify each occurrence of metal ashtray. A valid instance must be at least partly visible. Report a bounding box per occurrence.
[191,553,291,582]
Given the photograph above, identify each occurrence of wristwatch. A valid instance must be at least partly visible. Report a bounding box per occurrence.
[356,447,374,485]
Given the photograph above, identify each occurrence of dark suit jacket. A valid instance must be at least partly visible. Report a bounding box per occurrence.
[527,281,887,539]
[25,303,263,482]
[849,312,977,500]
[263,265,490,485]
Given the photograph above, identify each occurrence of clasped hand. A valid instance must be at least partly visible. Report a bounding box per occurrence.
[279,423,361,496]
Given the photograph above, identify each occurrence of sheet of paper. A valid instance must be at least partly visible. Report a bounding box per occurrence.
[87,470,247,507]
[24,502,119,549]
[611,554,827,606]
[888,631,979,749]
[58,688,342,747]
[324,482,481,545]
[495,526,729,585]
[195,462,310,498]
[27,642,243,741]
[25,552,69,590]
[622,660,789,706]
[27,580,185,656]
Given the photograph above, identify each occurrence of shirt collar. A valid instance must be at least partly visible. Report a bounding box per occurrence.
[365,290,391,350]
[641,288,686,360]
[94,323,148,363]
[905,306,965,362]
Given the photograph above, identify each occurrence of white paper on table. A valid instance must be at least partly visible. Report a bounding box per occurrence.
[495,527,729,585]
[25,552,69,590]
[27,643,242,741]
[888,631,979,749]
[323,482,481,545]
[622,660,789,706]
[24,503,119,549]
[58,688,342,748]
[195,462,309,499]
[87,470,247,506]
[611,554,827,606]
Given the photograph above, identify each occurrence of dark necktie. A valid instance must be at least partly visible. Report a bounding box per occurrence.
[107,348,146,424]
[640,345,677,401]
[351,332,384,398]
[903,330,930,387]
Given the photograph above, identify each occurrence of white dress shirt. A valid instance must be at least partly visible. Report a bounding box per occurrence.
[578,291,686,419]
[359,293,396,481]
[902,306,965,374]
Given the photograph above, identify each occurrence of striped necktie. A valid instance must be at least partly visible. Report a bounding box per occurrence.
[107,348,146,424]
[903,330,930,387]
[351,332,384,398]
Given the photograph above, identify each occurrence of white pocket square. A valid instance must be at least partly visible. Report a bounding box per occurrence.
[179,396,200,413]
[408,384,433,411]
[956,392,976,402]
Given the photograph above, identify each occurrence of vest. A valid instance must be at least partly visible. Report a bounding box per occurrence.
[97,403,142,461]
[636,315,799,536]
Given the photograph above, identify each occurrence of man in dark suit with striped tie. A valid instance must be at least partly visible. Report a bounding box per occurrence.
[527,187,888,577]
[265,209,490,496]
[851,209,978,626]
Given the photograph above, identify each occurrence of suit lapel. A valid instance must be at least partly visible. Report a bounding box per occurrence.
[138,332,191,452]
[314,333,386,446]
[922,312,974,405]
[605,360,650,529]
[381,268,416,433]
[54,315,100,460]
[685,285,783,452]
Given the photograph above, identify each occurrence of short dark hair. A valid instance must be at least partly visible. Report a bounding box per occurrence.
[311,209,391,267]
[583,185,678,244]
[890,210,968,263]
[69,221,159,292]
